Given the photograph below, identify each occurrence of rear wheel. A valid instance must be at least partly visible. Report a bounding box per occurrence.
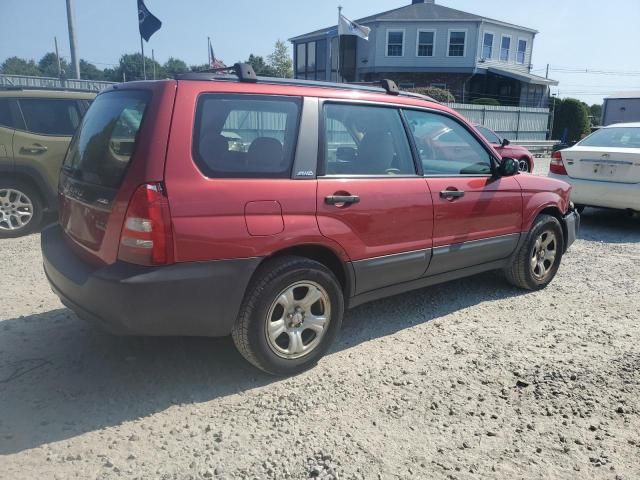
[0,182,43,238]
[505,214,564,290]
[232,256,344,376]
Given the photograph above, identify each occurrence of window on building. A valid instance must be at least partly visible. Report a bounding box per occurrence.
[194,95,301,178]
[18,98,81,136]
[322,104,416,176]
[403,109,492,176]
[448,31,466,57]
[387,30,404,57]
[417,30,435,57]
[295,40,327,80]
[482,32,494,59]
[500,36,511,62]
[517,39,527,64]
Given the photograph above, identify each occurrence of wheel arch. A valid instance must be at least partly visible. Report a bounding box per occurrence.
[258,244,355,299]
[0,166,54,209]
[536,206,569,252]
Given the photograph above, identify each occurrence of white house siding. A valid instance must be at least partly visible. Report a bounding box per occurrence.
[368,22,479,71]
[477,22,535,72]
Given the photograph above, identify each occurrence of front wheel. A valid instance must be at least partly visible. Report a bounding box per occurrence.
[518,157,532,173]
[232,256,344,376]
[505,214,564,291]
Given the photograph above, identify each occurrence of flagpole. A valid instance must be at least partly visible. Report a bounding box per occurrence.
[337,6,342,82]
[208,37,211,66]
[140,35,147,80]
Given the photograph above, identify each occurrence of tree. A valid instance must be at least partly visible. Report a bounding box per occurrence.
[589,104,603,126]
[113,53,163,82]
[0,56,41,76]
[80,59,104,80]
[190,63,210,72]
[552,98,590,143]
[38,52,69,78]
[471,97,501,106]
[268,40,293,78]
[246,54,277,77]
[163,57,188,76]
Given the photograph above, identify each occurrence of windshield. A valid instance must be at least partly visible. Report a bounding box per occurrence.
[579,127,640,148]
[63,90,150,188]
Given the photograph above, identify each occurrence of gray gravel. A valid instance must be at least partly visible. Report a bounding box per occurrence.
[1,161,639,479]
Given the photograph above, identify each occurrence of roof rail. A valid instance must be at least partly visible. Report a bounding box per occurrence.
[173,72,439,103]
[0,85,98,93]
[176,62,257,83]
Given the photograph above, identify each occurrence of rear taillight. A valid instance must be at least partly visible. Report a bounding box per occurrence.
[118,183,174,266]
[550,151,568,175]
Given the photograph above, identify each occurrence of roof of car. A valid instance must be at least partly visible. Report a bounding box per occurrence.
[0,88,96,99]
[605,122,640,128]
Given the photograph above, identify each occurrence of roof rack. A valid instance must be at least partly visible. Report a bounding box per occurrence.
[176,62,257,83]
[174,69,438,103]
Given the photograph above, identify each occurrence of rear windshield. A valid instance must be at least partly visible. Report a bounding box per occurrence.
[63,90,150,188]
[579,127,640,148]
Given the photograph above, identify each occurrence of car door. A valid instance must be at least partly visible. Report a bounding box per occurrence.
[316,102,434,295]
[403,109,522,276]
[12,97,82,199]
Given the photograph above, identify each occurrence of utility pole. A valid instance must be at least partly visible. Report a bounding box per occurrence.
[546,63,549,79]
[152,49,156,80]
[65,0,81,79]
[54,36,62,79]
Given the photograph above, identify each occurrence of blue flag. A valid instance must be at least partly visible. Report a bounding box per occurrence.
[138,0,162,42]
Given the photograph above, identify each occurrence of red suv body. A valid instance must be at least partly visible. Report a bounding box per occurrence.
[42,67,579,374]
[474,124,536,173]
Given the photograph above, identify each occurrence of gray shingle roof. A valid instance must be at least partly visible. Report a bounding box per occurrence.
[290,2,537,41]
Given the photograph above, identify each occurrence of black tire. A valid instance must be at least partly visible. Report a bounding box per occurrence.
[505,214,565,291]
[0,181,44,239]
[232,256,344,376]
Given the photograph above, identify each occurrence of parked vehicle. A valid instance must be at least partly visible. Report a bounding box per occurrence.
[474,124,535,173]
[41,65,579,375]
[549,122,640,213]
[0,88,95,237]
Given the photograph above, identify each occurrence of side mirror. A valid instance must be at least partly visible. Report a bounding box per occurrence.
[497,157,519,177]
[501,138,511,147]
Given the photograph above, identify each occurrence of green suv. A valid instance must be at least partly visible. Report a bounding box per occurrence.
[0,88,95,238]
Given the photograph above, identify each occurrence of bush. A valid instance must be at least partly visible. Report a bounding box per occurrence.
[471,97,501,106]
[407,87,455,103]
[552,98,590,143]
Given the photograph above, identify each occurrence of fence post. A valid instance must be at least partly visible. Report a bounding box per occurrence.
[482,106,486,125]
[516,109,521,140]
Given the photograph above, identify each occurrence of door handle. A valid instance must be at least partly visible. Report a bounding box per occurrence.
[440,189,465,200]
[325,195,360,206]
[20,144,48,155]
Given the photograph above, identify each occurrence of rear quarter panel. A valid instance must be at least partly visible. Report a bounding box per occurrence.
[516,175,571,230]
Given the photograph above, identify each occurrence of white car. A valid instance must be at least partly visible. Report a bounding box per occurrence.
[549,123,640,212]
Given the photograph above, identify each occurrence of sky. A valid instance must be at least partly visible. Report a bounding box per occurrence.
[1,0,639,105]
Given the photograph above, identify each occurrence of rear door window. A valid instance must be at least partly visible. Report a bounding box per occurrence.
[322,103,416,176]
[63,90,150,188]
[17,98,81,136]
[194,94,301,178]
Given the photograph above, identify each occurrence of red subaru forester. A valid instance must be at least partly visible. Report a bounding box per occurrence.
[41,64,579,375]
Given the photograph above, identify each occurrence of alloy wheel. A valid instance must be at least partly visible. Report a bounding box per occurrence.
[518,159,530,172]
[265,281,331,360]
[0,188,34,232]
[530,230,557,280]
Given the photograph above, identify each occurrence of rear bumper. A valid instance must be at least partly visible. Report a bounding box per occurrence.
[549,174,640,210]
[41,225,261,337]
[563,210,579,252]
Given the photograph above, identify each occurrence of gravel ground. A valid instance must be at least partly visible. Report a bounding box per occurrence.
[1,159,639,480]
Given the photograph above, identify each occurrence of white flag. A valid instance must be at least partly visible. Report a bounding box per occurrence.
[338,14,370,40]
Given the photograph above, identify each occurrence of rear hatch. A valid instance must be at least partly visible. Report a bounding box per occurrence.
[59,82,176,265]
[562,127,640,184]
